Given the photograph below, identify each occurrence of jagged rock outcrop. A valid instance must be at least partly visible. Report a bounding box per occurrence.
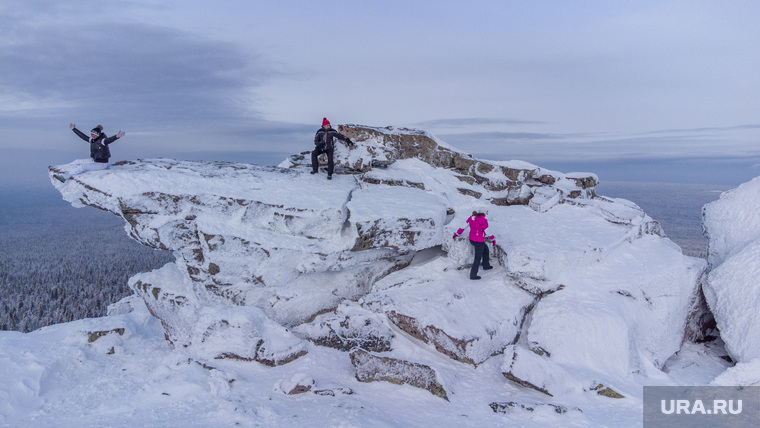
[50,124,705,400]
[281,125,598,208]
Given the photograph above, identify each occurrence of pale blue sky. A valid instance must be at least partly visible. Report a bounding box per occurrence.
[1,0,759,189]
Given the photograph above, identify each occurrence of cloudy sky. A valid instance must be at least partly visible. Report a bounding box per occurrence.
[1,0,759,190]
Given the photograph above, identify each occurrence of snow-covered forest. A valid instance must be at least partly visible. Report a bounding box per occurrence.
[0,181,726,333]
[0,190,172,332]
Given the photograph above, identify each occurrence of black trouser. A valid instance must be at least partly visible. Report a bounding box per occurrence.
[311,144,334,175]
[470,240,491,278]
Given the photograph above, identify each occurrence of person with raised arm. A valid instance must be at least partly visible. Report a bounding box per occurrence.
[55,123,125,181]
[453,210,495,280]
[311,118,353,180]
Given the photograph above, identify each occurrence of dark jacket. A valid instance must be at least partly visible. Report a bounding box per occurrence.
[72,128,120,163]
[314,127,351,150]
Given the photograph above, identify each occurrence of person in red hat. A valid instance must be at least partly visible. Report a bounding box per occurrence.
[311,117,354,180]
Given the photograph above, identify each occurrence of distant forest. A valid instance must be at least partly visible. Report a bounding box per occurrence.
[0,182,729,333]
[0,190,172,332]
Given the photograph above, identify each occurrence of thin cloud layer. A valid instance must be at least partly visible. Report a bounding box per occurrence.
[438,125,760,163]
[411,118,546,129]
[1,1,759,189]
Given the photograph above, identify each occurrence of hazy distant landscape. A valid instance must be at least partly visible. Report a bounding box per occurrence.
[0,181,731,332]
[0,189,172,332]
[597,181,731,258]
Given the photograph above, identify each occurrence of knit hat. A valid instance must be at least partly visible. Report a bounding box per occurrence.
[322,117,330,127]
[90,125,103,136]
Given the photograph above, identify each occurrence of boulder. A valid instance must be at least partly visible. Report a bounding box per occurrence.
[130,263,307,365]
[293,302,395,352]
[702,177,760,363]
[349,349,448,400]
[524,238,705,377]
[363,258,536,366]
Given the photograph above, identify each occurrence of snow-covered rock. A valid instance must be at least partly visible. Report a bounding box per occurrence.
[48,125,704,402]
[273,373,315,395]
[524,233,705,377]
[350,348,449,400]
[489,401,583,416]
[363,257,536,366]
[500,345,584,396]
[293,301,396,352]
[703,177,760,363]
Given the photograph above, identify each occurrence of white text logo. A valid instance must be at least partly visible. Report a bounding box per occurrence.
[661,399,742,415]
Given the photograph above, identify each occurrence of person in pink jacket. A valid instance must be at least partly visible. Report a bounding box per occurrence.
[453,210,495,280]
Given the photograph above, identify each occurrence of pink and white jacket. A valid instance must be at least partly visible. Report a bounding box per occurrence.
[454,215,494,243]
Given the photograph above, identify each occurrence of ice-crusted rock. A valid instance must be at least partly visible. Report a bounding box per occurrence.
[50,157,414,357]
[130,263,306,365]
[293,302,395,352]
[703,177,760,363]
[348,185,447,251]
[349,349,448,400]
[49,124,704,385]
[703,176,760,269]
[490,401,583,415]
[524,234,705,377]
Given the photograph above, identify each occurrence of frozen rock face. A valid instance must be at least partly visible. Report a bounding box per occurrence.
[50,125,704,394]
[703,177,760,363]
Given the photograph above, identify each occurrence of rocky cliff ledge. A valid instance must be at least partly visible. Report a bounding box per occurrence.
[50,125,705,398]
